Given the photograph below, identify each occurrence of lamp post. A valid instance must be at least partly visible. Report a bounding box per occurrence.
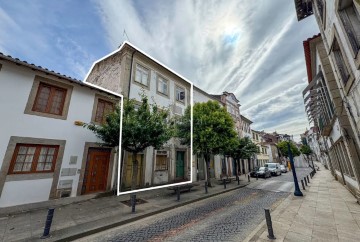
[288,142,303,197]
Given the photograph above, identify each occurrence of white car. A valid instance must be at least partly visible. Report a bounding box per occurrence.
[265,163,282,176]
[280,164,287,173]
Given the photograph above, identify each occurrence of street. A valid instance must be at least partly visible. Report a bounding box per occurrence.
[79,168,312,242]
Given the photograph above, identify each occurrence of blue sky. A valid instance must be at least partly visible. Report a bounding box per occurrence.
[0,0,319,139]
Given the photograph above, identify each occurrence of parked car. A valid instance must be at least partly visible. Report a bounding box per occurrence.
[280,164,287,173]
[265,163,282,176]
[250,167,260,177]
[256,167,271,178]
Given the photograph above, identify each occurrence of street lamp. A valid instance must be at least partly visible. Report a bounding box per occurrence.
[288,142,303,197]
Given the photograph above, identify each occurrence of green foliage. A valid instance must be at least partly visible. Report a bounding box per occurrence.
[300,144,312,156]
[177,100,238,156]
[277,141,300,157]
[228,137,258,160]
[84,95,174,153]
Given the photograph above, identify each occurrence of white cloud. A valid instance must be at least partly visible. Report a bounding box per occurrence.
[95,0,320,136]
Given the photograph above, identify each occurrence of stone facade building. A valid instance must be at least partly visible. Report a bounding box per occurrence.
[295,0,360,199]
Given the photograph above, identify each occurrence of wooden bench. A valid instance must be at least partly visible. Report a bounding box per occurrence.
[167,184,194,193]
[218,176,236,184]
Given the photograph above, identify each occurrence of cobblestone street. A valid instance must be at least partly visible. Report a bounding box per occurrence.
[79,169,313,242]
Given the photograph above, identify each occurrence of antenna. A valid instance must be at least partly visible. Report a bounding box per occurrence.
[123,30,130,42]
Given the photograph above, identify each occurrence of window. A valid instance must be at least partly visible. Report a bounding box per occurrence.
[157,75,169,96]
[338,1,360,57]
[135,64,149,86]
[155,150,168,171]
[176,86,185,103]
[9,144,59,174]
[332,38,350,85]
[32,83,66,115]
[315,0,325,24]
[95,99,114,124]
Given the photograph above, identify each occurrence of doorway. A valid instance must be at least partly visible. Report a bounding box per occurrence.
[82,148,111,194]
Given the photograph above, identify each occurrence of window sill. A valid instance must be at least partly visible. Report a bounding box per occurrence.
[6,173,53,182]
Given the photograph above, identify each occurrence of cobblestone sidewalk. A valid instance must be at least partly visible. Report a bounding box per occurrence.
[245,162,360,242]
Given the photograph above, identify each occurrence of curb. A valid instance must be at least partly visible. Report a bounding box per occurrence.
[42,182,250,242]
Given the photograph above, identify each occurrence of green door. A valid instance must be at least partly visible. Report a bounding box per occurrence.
[176,151,185,178]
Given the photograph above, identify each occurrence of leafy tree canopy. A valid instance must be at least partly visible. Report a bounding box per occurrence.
[300,144,312,156]
[85,95,174,153]
[226,137,258,160]
[177,100,238,156]
[277,141,300,157]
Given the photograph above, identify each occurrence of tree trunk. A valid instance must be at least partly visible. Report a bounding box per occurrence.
[131,152,139,190]
[204,154,212,187]
[113,147,119,194]
[235,158,239,181]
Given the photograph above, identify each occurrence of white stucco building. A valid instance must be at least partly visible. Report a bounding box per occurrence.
[0,53,121,207]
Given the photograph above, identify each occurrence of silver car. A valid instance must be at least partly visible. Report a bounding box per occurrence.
[280,164,287,173]
[265,163,282,176]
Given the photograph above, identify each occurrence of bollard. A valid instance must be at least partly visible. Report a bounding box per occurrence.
[205,181,208,194]
[304,177,308,186]
[264,208,276,240]
[256,174,258,180]
[248,175,250,183]
[301,180,306,190]
[41,208,55,239]
[223,179,226,189]
[307,175,310,183]
[177,186,180,201]
[237,176,240,185]
[131,194,136,213]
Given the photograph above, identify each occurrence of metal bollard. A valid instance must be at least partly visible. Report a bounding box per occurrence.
[248,175,250,183]
[307,175,310,183]
[205,181,208,194]
[237,176,240,185]
[256,174,258,180]
[131,194,136,213]
[264,208,276,240]
[41,208,55,239]
[304,177,308,186]
[177,187,180,201]
[301,180,306,190]
[223,179,226,189]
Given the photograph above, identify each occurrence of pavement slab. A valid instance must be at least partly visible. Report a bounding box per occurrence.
[245,162,360,242]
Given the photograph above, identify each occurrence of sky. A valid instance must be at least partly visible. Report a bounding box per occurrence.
[0,0,319,140]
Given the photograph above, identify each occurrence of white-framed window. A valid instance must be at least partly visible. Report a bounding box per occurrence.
[135,63,149,86]
[157,75,168,96]
[176,86,185,103]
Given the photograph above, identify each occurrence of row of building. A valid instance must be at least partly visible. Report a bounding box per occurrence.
[0,41,289,207]
[295,0,360,201]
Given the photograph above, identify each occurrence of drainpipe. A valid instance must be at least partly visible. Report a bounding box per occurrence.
[127,50,137,98]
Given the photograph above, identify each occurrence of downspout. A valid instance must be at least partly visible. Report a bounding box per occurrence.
[127,50,136,98]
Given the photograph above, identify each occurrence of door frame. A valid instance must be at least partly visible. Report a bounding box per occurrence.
[77,142,115,196]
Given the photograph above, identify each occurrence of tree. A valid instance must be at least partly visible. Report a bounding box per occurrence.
[177,101,238,187]
[277,141,300,158]
[227,137,258,179]
[85,95,174,190]
[300,144,313,166]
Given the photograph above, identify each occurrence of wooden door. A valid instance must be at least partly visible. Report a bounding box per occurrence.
[83,148,111,194]
[176,151,185,178]
[124,154,143,189]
